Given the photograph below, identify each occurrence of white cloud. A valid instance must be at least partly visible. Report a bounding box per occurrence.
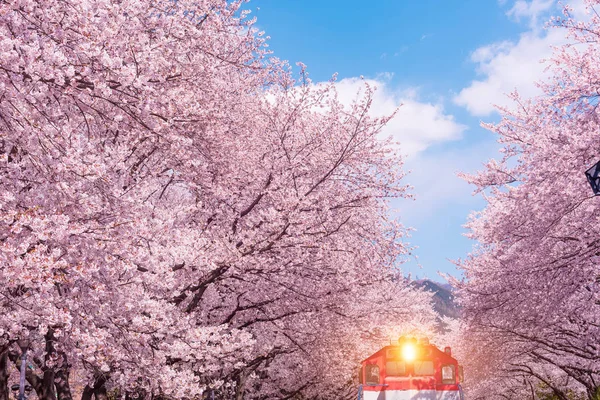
[397,140,498,221]
[454,28,566,116]
[390,139,500,280]
[453,0,588,117]
[332,77,467,156]
[266,74,465,156]
[507,0,555,28]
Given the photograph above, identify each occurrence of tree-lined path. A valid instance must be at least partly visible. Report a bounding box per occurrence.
[2,0,600,399]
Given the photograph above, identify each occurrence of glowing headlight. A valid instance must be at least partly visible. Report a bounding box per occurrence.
[401,343,417,361]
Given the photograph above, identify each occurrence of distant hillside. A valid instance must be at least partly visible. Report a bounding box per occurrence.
[412,279,461,320]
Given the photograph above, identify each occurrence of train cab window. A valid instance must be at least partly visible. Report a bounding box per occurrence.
[442,365,456,384]
[366,364,380,384]
[413,360,434,376]
[385,361,406,376]
[386,348,402,359]
[458,365,464,383]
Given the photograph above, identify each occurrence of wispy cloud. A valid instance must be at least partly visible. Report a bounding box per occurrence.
[392,139,499,280]
[394,45,409,56]
[453,0,587,117]
[420,33,434,41]
[507,0,555,29]
[330,76,466,157]
[453,29,565,116]
[399,140,499,220]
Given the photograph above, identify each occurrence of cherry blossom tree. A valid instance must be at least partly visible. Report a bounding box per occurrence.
[0,0,435,399]
[458,2,600,399]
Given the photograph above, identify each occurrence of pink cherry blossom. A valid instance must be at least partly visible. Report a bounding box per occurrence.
[458,2,600,398]
[0,1,436,399]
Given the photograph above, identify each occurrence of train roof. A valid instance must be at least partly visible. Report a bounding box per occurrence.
[361,343,458,364]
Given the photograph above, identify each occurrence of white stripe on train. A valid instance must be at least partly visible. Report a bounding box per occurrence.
[362,389,461,400]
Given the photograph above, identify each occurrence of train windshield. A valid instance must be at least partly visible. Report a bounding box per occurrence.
[385,360,434,377]
[414,361,434,376]
[385,361,406,376]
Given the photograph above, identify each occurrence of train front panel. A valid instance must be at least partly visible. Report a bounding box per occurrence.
[358,337,464,400]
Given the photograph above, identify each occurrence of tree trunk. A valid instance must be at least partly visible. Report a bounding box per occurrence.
[37,329,57,400]
[38,369,56,400]
[83,374,108,400]
[54,354,72,400]
[234,370,247,400]
[93,383,108,400]
[81,385,94,400]
[80,375,108,400]
[0,349,10,400]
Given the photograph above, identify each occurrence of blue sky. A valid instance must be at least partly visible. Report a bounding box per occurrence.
[247,0,576,281]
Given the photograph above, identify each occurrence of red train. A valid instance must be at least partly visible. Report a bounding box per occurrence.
[358,336,464,400]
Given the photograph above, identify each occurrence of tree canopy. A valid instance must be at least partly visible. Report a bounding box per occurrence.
[0,1,435,399]
[458,1,600,399]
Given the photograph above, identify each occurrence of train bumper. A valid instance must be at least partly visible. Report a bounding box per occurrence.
[362,390,462,400]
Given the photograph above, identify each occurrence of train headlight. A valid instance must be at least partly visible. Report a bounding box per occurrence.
[401,343,417,362]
